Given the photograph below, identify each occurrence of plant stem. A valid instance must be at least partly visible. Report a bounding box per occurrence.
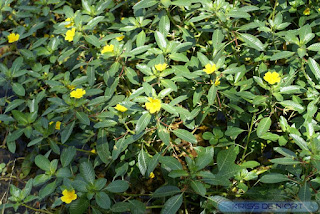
[124,122,135,134]
[146,205,163,209]
[241,112,256,162]
[21,203,53,214]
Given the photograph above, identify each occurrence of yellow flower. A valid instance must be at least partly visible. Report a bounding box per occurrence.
[121,17,125,20]
[114,104,128,112]
[145,97,161,114]
[55,121,61,130]
[44,34,50,38]
[263,71,281,85]
[203,63,216,74]
[70,88,86,99]
[49,121,61,130]
[91,149,96,154]
[7,33,19,43]
[61,189,77,204]
[65,28,76,42]
[155,63,168,72]
[101,44,114,54]
[303,8,311,15]
[149,172,155,179]
[67,85,76,90]
[215,78,220,86]
[116,35,125,41]
[64,18,74,28]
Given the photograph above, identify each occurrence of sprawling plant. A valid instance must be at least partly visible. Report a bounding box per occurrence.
[1,0,320,213]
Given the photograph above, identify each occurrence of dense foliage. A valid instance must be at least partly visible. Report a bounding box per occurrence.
[1,0,320,213]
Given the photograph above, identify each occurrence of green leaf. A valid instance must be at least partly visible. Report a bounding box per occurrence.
[289,134,309,151]
[212,29,224,53]
[97,129,111,164]
[241,161,260,168]
[127,45,150,56]
[260,132,279,141]
[21,179,33,200]
[11,57,23,74]
[76,112,90,125]
[197,52,210,66]
[112,137,127,160]
[223,65,246,74]
[172,129,197,144]
[136,30,146,47]
[95,192,111,210]
[270,157,300,165]
[69,197,89,214]
[7,129,24,142]
[61,121,75,143]
[147,153,160,176]
[56,168,71,178]
[161,103,179,116]
[84,35,101,48]
[12,110,28,125]
[87,66,95,86]
[190,180,206,196]
[215,147,242,180]
[133,0,157,10]
[160,194,183,214]
[82,0,91,11]
[153,186,181,198]
[239,33,265,51]
[7,141,16,153]
[111,202,130,212]
[58,48,76,64]
[169,53,189,62]
[280,100,305,113]
[298,183,311,201]
[136,112,151,133]
[154,31,167,50]
[12,83,25,96]
[280,85,304,94]
[106,180,129,193]
[270,51,294,61]
[39,181,56,199]
[84,16,104,30]
[227,9,250,19]
[307,43,320,52]
[27,137,44,147]
[0,114,14,122]
[159,156,182,170]
[161,79,177,91]
[157,124,170,145]
[80,161,95,184]
[274,147,297,158]
[195,146,214,170]
[260,173,289,183]
[159,15,170,36]
[128,200,146,214]
[257,117,271,137]
[308,57,320,80]
[225,126,245,140]
[61,146,76,167]
[35,155,51,172]
[138,149,148,176]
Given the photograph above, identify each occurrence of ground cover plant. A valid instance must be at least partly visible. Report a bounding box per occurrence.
[1,0,320,213]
